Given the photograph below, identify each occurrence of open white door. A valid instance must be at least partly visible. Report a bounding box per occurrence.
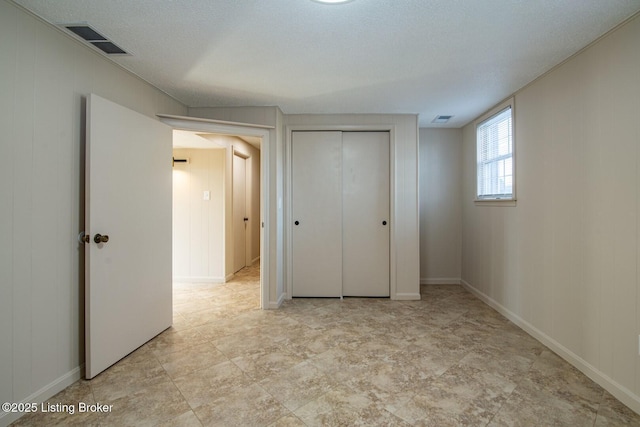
[85,94,173,379]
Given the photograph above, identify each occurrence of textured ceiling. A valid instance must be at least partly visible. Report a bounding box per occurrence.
[13,0,640,127]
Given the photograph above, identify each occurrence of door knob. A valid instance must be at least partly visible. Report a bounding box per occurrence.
[244,217,249,222]
[94,233,109,244]
[382,220,387,225]
[294,220,300,225]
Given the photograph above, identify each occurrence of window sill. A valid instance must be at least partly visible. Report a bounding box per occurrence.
[474,199,517,207]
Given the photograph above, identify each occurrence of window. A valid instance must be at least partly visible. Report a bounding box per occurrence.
[476,100,514,202]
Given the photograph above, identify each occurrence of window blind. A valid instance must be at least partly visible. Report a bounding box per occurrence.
[477,106,513,199]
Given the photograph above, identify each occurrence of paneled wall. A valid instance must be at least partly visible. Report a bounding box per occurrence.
[172,148,226,282]
[461,14,640,412]
[419,129,462,284]
[0,2,186,425]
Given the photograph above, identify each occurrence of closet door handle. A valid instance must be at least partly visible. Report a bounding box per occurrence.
[382,220,387,226]
[294,220,300,226]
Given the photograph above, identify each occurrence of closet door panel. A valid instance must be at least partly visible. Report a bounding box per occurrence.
[291,131,343,297]
[342,132,390,297]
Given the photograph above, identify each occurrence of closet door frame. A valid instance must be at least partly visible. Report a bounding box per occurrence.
[285,124,397,299]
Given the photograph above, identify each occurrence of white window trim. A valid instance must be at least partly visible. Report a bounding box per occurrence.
[474,97,516,206]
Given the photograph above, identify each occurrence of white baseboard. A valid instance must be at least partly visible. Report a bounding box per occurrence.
[392,292,421,301]
[0,366,82,427]
[461,279,640,416]
[173,276,225,284]
[420,277,461,285]
[269,292,286,309]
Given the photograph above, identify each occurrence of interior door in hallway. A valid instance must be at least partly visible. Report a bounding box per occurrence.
[233,152,248,273]
[342,131,390,296]
[291,131,343,297]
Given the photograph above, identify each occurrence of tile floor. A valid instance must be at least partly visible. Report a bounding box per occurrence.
[11,263,640,426]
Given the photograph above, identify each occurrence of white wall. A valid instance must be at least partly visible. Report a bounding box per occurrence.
[419,129,462,284]
[284,114,420,300]
[0,2,187,426]
[461,14,640,413]
[172,148,225,282]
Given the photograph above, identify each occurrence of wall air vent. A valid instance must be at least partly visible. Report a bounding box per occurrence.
[62,24,129,55]
[431,115,453,124]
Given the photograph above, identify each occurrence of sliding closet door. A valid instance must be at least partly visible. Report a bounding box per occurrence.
[291,131,343,297]
[342,132,390,297]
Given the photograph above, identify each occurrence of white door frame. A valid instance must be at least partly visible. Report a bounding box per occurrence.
[285,125,397,300]
[159,114,272,310]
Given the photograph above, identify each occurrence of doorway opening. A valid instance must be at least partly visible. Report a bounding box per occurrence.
[159,114,272,310]
[171,130,262,311]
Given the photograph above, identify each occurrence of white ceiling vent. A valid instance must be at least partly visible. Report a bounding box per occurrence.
[62,24,129,55]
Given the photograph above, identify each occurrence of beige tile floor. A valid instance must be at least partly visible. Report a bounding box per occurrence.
[11,263,640,426]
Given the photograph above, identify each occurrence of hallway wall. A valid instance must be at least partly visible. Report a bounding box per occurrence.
[172,148,226,282]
